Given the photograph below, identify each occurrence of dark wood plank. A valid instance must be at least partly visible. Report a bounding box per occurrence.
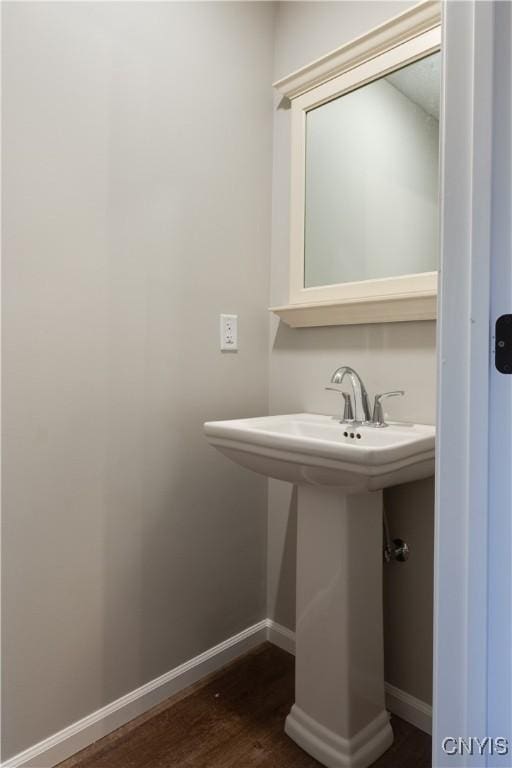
[58,643,431,768]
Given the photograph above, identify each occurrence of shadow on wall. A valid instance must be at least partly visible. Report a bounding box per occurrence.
[383,477,434,704]
[274,486,298,629]
[277,96,291,110]
[269,477,435,706]
[271,318,437,356]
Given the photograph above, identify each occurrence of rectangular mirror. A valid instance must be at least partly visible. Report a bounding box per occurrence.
[271,5,442,328]
[304,51,441,289]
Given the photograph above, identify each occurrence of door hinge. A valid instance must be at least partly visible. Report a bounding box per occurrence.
[495,315,512,373]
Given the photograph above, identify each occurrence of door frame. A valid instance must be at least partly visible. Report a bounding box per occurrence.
[434,0,511,764]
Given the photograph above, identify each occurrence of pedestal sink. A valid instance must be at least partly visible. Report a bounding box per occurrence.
[204,413,435,768]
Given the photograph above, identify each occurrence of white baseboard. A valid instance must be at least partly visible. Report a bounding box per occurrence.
[266,619,296,655]
[1,620,268,768]
[1,618,431,768]
[266,620,432,736]
[383,682,432,736]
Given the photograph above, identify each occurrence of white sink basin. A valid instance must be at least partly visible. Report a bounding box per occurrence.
[204,410,436,768]
[204,413,435,491]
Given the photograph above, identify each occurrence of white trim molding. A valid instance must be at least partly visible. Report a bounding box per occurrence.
[270,292,437,329]
[487,0,512,750]
[273,0,441,100]
[384,683,432,736]
[266,619,296,655]
[1,621,268,768]
[433,1,496,765]
[0,619,432,768]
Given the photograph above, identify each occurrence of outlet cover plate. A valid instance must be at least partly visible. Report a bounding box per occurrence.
[220,314,238,352]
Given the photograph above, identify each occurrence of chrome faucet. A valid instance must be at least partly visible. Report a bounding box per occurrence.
[326,366,404,427]
[328,366,372,425]
[371,390,405,427]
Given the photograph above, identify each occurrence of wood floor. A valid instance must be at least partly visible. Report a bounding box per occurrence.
[58,644,431,768]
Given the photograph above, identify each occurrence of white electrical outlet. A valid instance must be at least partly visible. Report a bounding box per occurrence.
[220,314,238,351]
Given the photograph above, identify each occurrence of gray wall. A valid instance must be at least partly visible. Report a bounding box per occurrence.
[268,0,435,705]
[1,2,274,758]
[2,2,437,759]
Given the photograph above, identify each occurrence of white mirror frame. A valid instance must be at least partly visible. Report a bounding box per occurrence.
[271,0,441,328]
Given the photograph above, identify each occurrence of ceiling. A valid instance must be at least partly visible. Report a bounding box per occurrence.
[386,51,441,120]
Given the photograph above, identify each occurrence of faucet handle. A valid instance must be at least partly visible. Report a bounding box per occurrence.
[371,391,405,428]
[325,387,354,423]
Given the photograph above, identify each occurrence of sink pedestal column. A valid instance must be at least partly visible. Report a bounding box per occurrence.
[285,485,393,768]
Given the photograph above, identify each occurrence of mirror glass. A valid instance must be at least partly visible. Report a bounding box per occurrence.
[304,51,441,288]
